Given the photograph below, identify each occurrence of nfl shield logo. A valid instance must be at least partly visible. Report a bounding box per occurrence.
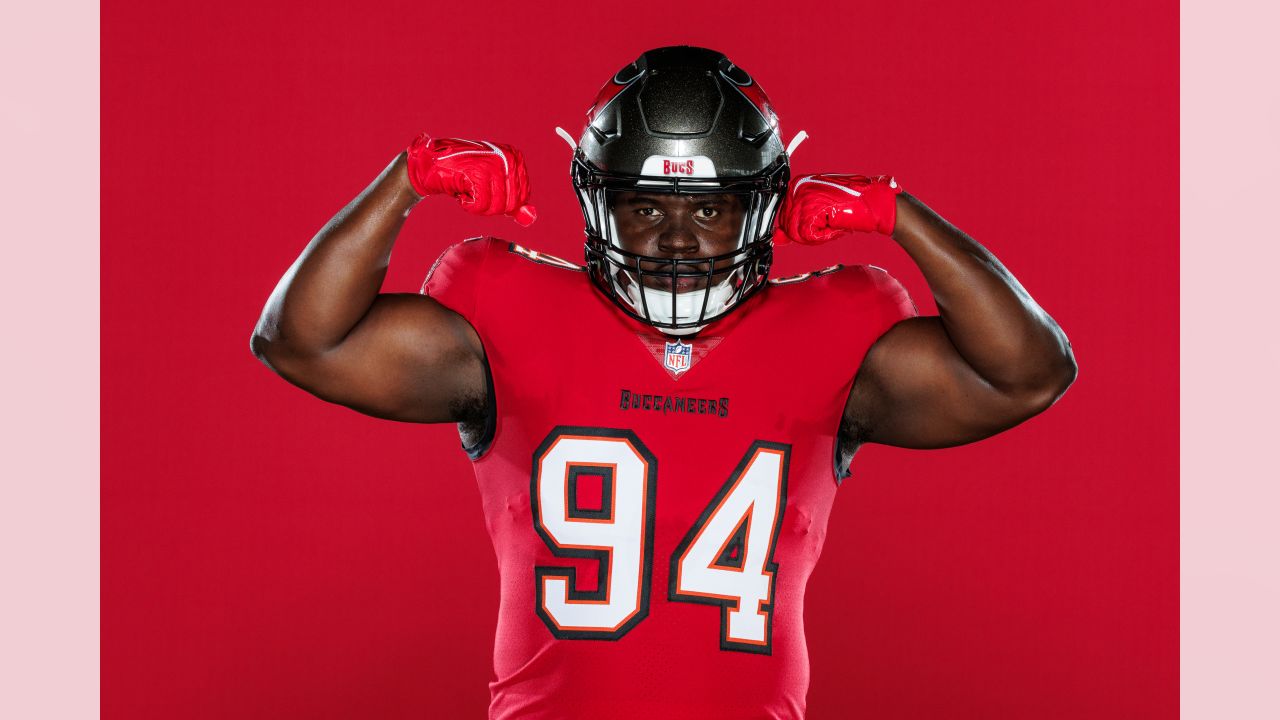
[664,340,693,375]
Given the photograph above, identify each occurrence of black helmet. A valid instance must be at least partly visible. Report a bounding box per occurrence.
[570,46,791,335]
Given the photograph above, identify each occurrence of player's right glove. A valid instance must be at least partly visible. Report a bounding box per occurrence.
[405,133,537,226]
[773,173,901,244]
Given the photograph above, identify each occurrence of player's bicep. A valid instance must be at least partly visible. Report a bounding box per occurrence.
[846,316,1043,449]
[275,293,486,423]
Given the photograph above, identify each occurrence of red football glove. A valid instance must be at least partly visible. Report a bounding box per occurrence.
[405,133,537,226]
[774,174,901,245]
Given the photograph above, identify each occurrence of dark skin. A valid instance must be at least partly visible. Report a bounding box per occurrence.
[252,152,1076,452]
[610,192,746,293]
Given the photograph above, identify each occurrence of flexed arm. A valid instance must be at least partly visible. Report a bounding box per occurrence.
[776,174,1077,448]
[250,135,534,422]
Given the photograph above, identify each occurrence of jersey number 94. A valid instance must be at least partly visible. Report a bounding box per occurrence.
[531,427,790,655]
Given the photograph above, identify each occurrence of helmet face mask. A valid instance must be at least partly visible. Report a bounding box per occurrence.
[572,46,791,336]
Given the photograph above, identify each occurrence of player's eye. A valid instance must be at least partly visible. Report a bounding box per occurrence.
[697,207,719,219]
[637,207,660,217]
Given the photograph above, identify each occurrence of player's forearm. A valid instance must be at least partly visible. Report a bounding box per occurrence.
[891,192,1077,399]
[252,153,421,361]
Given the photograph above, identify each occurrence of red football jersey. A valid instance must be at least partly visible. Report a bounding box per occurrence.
[422,237,916,719]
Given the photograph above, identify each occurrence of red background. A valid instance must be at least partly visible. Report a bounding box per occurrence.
[103,1,1177,717]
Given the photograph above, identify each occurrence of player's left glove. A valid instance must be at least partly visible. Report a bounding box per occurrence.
[773,174,902,245]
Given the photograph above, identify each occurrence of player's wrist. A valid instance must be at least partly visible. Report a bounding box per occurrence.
[862,176,902,236]
[404,132,440,199]
[887,193,910,238]
[389,151,424,205]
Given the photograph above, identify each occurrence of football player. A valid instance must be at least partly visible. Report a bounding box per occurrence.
[252,46,1076,719]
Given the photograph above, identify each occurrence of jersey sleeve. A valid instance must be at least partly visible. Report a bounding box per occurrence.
[419,236,496,328]
[862,265,918,334]
[827,264,918,344]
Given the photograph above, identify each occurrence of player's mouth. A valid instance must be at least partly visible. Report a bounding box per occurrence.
[646,265,711,293]
[658,275,705,292]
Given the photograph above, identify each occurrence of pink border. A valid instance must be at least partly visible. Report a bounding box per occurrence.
[0,0,101,717]
[4,0,1276,716]
[1180,2,1280,717]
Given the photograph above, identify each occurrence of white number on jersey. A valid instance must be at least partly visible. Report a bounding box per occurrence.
[531,428,656,640]
[669,441,789,653]
[530,428,790,653]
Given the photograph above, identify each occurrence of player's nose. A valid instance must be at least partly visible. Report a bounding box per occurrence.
[657,212,700,255]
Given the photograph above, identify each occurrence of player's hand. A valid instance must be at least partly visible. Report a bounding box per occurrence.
[773,174,901,245]
[405,133,537,226]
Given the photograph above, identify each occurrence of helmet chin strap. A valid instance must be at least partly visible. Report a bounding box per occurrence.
[622,279,736,336]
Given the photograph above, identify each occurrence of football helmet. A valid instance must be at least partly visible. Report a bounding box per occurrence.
[568,46,791,335]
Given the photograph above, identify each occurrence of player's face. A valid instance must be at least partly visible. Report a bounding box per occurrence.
[610,192,746,292]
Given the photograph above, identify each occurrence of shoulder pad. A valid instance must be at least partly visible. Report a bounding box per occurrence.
[420,236,497,295]
[769,263,918,317]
